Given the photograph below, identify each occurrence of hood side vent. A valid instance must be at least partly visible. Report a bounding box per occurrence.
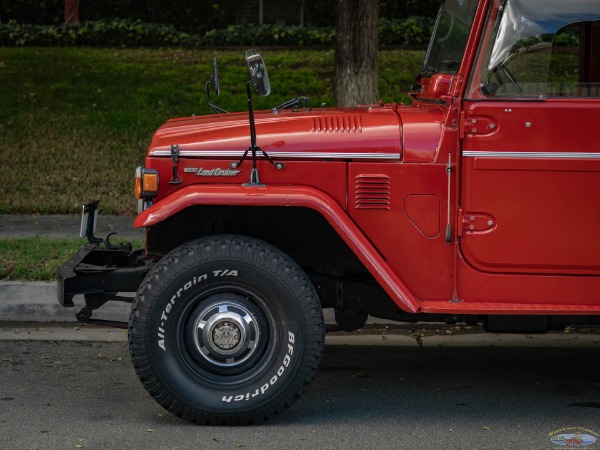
[355,174,391,210]
[312,115,362,133]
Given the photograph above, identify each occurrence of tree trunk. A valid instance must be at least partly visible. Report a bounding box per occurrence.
[64,0,80,24]
[334,0,380,107]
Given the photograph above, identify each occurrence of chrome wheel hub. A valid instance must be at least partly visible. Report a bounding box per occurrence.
[193,301,260,368]
[212,321,241,350]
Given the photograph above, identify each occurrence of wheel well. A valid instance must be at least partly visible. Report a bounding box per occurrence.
[146,205,407,321]
[147,205,366,280]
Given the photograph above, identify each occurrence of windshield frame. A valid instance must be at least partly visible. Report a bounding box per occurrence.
[422,0,480,77]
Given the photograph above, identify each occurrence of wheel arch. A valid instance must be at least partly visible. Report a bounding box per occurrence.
[135,184,419,313]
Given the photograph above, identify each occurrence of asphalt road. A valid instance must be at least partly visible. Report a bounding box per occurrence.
[1,326,599,450]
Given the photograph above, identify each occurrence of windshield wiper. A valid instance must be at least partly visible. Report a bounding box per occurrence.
[420,64,439,77]
[438,59,460,72]
[415,59,461,84]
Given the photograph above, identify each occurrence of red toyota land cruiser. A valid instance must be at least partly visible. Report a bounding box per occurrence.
[58,0,600,425]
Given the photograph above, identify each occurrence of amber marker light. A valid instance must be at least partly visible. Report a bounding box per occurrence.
[135,167,159,199]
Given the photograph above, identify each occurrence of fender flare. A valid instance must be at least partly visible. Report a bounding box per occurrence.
[134,184,419,313]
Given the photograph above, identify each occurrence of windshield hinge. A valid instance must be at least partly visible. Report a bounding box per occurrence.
[459,111,466,140]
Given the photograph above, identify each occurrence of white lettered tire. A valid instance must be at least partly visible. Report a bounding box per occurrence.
[128,235,324,425]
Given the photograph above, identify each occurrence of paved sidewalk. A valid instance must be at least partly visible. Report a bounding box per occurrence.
[0,214,141,239]
[0,214,144,323]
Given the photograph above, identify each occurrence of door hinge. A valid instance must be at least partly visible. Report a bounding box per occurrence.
[461,115,498,138]
[459,212,496,236]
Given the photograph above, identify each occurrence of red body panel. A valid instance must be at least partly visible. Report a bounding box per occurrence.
[346,162,454,301]
[145,160,349,210]
[396,104,446,163]
[135,0,600,316]
[135,184,420,314]
[148,107,402,161]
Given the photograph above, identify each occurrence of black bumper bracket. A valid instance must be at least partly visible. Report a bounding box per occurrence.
[57,243,153,308]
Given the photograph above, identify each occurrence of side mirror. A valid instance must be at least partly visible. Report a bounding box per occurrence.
[427,73,452,98]
[205,58,227,114]
[245,49,270,97]
[210,58,220,95]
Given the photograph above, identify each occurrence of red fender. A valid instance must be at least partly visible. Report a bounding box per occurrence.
[134,184,419,313]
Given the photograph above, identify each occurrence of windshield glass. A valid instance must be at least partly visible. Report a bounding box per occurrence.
[488,0,599,71]
[475,0,600,98]
[422,0,479,76]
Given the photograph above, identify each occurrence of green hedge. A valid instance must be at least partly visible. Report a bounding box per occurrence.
[0,20,192,47]
[202,24,337,46]
[0,0,440,30]
[0,18,433,47]
[379,17,433,46]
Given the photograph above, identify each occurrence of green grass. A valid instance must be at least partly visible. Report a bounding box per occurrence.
[0,237,145,281]
[0,47,424,215]
[0,237,87,280]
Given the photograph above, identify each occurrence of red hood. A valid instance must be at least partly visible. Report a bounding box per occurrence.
[147,106,403,161]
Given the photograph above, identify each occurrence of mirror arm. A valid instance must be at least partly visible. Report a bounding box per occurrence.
[230,82,284,185]
[205,81,228,114]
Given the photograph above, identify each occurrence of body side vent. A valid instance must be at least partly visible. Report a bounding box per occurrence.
[312,115,362,133]
[354,174,391,210]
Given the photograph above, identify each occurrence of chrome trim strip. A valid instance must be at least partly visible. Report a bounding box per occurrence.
[463,151,600,159]
[149,150,399,160]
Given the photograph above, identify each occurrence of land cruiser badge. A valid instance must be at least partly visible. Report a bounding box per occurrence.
[184,167,241,177]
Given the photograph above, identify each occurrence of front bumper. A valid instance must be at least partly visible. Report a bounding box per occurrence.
[57,242,152,307]
[57,201,154,312]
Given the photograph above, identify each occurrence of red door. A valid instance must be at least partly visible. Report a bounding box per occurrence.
[460,100,600,275]
[460,14,600,275]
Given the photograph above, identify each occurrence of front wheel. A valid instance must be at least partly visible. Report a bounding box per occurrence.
[128,235,324,425]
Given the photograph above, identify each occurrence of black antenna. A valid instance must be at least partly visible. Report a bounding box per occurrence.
[245,80,262,185]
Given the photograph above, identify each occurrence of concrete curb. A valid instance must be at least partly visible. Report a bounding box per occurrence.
[2,285,600,348]
[3,281,599,348]
[0,280,392,326]
[0,281,131,323]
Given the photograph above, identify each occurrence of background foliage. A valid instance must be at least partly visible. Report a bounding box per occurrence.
[0,2,431,214]
[0,18,433,47]
[0,0,440,30]
[0,47,423,215]
[0,0,437,47]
